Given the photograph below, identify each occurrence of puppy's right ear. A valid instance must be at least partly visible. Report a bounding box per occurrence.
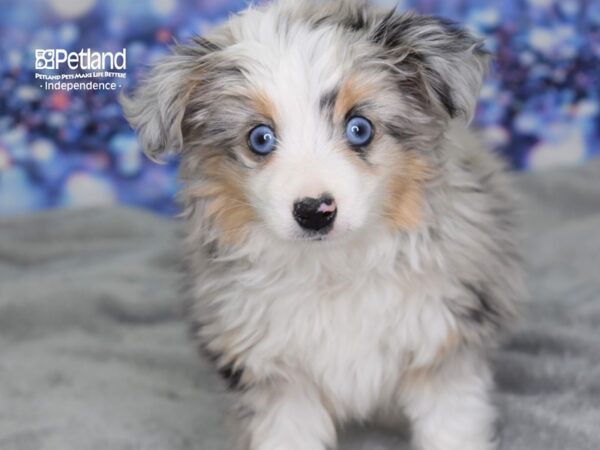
[120,38,220,161]
[370,12,489,123]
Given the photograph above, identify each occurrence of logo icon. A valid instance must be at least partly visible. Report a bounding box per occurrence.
[35,49,55,70]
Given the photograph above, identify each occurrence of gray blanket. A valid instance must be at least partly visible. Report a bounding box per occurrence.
[1,160,599,450]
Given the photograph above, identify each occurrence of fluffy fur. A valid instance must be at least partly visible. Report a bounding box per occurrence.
[121,1,526,449]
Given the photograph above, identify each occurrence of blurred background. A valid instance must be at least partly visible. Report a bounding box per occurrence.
[0,0,598,215]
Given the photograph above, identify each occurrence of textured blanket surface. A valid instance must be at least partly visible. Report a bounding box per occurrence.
[1,160,599,450]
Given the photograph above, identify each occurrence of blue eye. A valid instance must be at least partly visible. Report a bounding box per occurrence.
[248,125,276,155]
[345,116,373,147]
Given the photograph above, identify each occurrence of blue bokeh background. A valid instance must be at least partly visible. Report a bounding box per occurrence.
[0,0,599,215]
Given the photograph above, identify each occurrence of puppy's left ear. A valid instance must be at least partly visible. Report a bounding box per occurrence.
[371,12,489,122]
[120,37,220,161]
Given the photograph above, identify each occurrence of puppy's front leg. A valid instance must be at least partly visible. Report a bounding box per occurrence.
[400,350,498,450]
[235,379,336,450]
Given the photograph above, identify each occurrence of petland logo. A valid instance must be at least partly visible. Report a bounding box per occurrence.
[35,48,126,70]
[35,48,127,91]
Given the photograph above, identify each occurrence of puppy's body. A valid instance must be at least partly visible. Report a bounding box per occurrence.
[184,125,519,450]
[123,1,525,449]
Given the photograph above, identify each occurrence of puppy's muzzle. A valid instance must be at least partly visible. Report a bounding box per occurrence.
[293,194,337,234]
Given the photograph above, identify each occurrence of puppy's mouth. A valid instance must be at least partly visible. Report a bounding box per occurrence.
[300,231,333,242]
[293,224,353,243]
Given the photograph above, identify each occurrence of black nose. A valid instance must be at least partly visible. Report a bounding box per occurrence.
[293,194,337,233]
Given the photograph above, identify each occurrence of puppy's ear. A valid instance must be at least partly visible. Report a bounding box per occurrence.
[120,38,220,161]
[371,12,489,122]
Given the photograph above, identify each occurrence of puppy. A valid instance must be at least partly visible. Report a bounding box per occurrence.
[122,1,525,449]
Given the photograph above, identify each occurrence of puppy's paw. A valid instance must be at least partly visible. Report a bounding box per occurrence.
[235,381,335,450]
[403,351,498,450]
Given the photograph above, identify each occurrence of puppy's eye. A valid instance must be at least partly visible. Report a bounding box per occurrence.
[345,116,373,147]
[248,125,276,155]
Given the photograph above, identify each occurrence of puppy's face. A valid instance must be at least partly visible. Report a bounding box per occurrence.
[122,0,488,246]
[191,42,426,243]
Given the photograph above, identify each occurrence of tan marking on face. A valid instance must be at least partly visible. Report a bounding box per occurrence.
[243,89,280,165]
[184,154,255,246]
[250,89,277,122]
[333,75,382,175]
[383,153,433,230]
[333,75,377,123]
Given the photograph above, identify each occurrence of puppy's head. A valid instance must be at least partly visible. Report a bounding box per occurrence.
[122,0,488,246]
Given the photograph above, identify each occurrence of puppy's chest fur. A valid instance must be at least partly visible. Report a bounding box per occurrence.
[264,269,455,413]
[191,238,458,415]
